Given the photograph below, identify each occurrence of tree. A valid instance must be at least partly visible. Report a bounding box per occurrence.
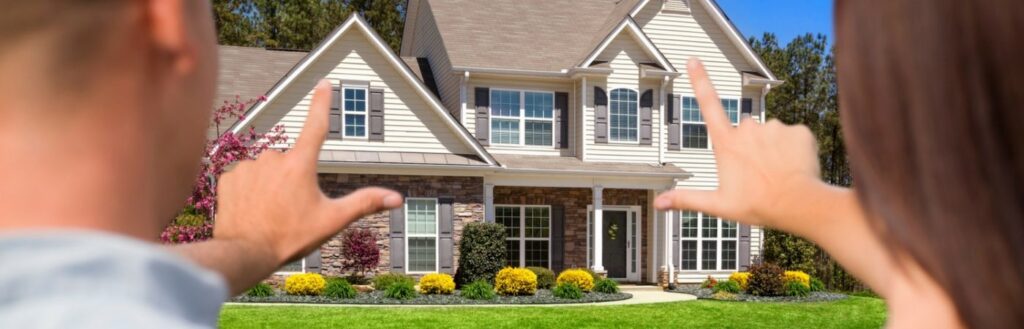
[340,228,381,278]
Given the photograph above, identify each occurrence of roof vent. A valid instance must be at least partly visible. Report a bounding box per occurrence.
[664,0,691,14]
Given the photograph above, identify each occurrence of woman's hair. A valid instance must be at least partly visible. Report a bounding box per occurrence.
[836,0,1024,327]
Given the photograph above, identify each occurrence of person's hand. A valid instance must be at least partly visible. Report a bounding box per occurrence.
[213,79,403,267]
[654,59,823,228]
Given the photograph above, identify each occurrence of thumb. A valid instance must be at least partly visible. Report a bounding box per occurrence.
[318,187,403,231]
[654,189,724,215]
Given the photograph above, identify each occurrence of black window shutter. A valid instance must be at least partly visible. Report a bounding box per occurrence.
[741,98,753,116]
[554,92,570,149]
[369,88,385,141]
[639,89,654,145]
[389,206,405,273]
[438,197,455,274]
[474,88,490,146]
[329,86,343,139]
[739,224,752,270]
[305,249,322,274]
[550,205,566,274]
[671,211,681,272]
[594,86,608,143]
[667,94,681,151]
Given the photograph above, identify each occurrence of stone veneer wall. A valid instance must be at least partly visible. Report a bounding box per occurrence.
[493,186,650,282]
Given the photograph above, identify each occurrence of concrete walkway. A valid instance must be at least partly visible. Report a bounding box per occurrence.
[227,285,696,308]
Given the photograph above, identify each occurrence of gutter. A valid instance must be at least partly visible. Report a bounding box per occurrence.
[317,161,693,179]
[452,66,568,78]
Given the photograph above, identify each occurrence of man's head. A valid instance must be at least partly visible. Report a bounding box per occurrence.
[0,0,217,238]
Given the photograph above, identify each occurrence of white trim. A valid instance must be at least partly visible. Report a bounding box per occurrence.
[487,88,557,148]
[274,258,307,275]
[586,205,643,281]
[494,204,552,268]
[580,18,676,73]
[677,211,739,272]
[221,14,497,166]
[404,197,440,274]
[607,87,642,144]
[341,86,369,138]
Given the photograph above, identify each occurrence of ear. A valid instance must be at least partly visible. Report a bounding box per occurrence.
[145,0,194,73]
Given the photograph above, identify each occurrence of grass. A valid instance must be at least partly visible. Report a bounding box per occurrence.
[219,297,886,329]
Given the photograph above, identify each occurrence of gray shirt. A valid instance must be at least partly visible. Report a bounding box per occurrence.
[0,230,228,328]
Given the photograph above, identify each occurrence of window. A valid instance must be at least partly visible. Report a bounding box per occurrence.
[278,259,305,273]
[405,198,438,273]
[609,88,639,142]
[343,87,367,137]
[680,97,740,149]
[679,211,739,271]
[496,205,550,267]
[490,90,554,146]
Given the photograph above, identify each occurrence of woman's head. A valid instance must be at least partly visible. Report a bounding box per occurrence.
[835,0,1024,327]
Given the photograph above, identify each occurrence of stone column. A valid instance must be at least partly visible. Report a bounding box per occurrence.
[484,183,495,223]
[592,185,605,274]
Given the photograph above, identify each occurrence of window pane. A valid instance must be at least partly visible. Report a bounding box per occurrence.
[682,97,702,122]
[491,119,520,144]
[524,240,549,268]
[701,214,718,238]
[344,88,366,112]
[490,90,520,117]
[722,241,737,270]
[681,211,698,238]
[682,124,708,149]
[702,240,717,270]
[721,99,739,124]
[495,206,521,238]
[525,207,550,238]
[524,121,552,146]
[681,241,697,270]
[280,259,303,272]
[722,220,738,238]
[406,199,436,235]
[609,89,638,142]
[408,237,436,272]
[345,114,365,137]
[524,92,553,118]
[505,240,520,267]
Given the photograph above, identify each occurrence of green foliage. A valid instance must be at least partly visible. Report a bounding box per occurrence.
[527,267,556,289]
[383,280,416,300]
[700,275,718,289]
[713,280,742,294]
[785,280,811,297]
[748,263,785,297]
[245,282,274,297]
[763,229,817,274]
[460,280,496,300]
[581,268,601,282]
[552,283,584,299]
[344,275,370,285]
[324,278,357,299]
[174,205,207,227]
[454,222,507,286]
[593,279,619,294]
[711,291,739,301]
[809,278,826,292]
[373,272,414,291]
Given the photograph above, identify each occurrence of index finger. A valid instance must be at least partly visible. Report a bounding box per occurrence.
[293,79,333,162]
[687,58,733,143]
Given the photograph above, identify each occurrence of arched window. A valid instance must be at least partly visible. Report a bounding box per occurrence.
[609,88,638,142]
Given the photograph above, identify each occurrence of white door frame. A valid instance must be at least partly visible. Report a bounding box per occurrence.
[587,205,643,281]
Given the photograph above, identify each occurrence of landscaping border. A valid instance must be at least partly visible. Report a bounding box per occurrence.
[670,285,848,303]
[232,290,632,305]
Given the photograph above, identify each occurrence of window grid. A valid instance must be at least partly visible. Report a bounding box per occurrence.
[405,198,438,273]
[343,88,367,137]
[497,205,551,268]
[680,96,741,149]
[609,88,639,142]
[489,90,555,146]
[680,211,739,271]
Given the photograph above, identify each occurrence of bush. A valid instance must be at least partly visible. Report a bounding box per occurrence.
[582,268,601,282]
[245,282,274,297]
[418,273,456,295]
[700,275,718,289]
[809,277,826,292]
[556,269,595,292]
[527,267,556,289]
[783,270,811,288]
[383,280,417,299]
[785,280,811,297]
[340,228,381,277]
[593,279,619,294]
[460,280,496,300]
[174,206,207,227]
[454,222,507,286]
[344,275,370,285]
[373,272,415,291]
[494,267,538,296]
[323,278,357,299]
[552,283,584,299]
[284,273,326,296]
[713,280,742,294]
[729,272,751,291]
[748,263,785,296]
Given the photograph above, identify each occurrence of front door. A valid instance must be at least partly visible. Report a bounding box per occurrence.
[602,211,628,278]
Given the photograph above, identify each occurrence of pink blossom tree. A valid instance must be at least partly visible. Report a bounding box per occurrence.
[340,228,381,278]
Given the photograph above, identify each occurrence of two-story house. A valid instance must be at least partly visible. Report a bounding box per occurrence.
[221,0,782,285]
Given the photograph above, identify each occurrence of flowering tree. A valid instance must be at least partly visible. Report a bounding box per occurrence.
[161,96,288,244]
[340,228,381,277]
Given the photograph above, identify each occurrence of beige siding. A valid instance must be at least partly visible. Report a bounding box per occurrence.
[407,1,462,119]
[465,77,576,156]
[251,28,471,155]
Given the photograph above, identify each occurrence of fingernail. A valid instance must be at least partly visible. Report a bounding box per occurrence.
[383,193,403,208]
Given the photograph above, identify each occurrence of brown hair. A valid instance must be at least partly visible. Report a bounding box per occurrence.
[836,0,1024,327]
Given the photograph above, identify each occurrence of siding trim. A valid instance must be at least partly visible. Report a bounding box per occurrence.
[580,17,677,73]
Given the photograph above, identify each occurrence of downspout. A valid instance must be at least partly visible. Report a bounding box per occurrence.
[760,84,770,122]
[658,75,668,164]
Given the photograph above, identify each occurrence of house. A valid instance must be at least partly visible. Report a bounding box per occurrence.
[218,0,782,285]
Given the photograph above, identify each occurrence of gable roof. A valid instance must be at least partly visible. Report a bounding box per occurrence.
[225,14,497,166]
[578,16,676,72]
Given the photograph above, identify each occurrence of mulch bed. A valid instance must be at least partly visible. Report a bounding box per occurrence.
[670,284,848,303]
[232,289,632,305]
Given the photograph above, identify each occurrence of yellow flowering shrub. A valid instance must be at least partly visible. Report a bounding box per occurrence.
[556,269,595,292]
[284,273,326,296]
[783,271,811,288]
[729,272,751,290]
[494,267,537,296]
[418,273,455,295]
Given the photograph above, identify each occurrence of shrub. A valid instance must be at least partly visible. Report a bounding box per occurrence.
[556,269,595,292]
[748,263,785,296]
[700,275,718,289]
[384,280,417,299]
[729,272,751,291]
[160,223,213,244]
[245,282,274,297]
[418,273,456,295]
[553,283,584,299]
[454,222,507,286]
[711,291,738,301]
[323,278,357,299]
[460,280,496,300]
[284,273,326,296]
[582,268,601,282]
[494,267,538,296]
[340,228,381,277]
[344,274,370,285]
[783,270,811,289]
[174,206,207,227]
[593,279,619,294]
[809,277,826,292]
[373,272,415,291]
[713,280,741,294]
[527,267,556,289]
[785,280,810,297]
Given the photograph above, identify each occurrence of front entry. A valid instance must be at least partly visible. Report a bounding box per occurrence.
[602,211,628,278]
[588,205,642,281]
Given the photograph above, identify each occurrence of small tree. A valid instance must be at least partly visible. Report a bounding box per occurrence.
[340,228,381,278]
[454,222,506,287]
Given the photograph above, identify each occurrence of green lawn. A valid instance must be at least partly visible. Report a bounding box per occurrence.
[219,297,886,329]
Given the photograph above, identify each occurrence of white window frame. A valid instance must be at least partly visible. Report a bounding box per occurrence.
[679,211,739,272]
[585,205,643,281]
[274,258,306,275]
[679,95,741,150]
[342,86,369,138]
[488,89,556,147]
[607,87,641,144]
[495,204,552,268]
[404,198,439,274]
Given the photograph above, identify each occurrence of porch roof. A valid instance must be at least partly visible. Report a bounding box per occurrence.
[492,155,691,178]
[318,150,490,167]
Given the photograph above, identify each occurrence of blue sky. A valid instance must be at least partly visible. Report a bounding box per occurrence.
[715,0,833,44]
